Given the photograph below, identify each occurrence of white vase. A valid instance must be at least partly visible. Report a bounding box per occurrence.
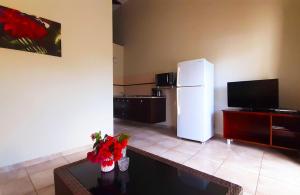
[101,161,115,172]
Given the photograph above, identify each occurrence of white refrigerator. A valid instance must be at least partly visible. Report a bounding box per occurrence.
[177,59,214,142]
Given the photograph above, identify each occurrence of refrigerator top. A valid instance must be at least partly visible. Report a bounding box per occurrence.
[178,58,208,65]
[177,58,213,87]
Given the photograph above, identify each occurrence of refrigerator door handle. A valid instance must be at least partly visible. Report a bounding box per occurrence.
[177,88,181,116]
[177,85,204,88]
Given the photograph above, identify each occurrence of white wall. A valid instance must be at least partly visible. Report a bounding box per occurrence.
[115,0,300,134]
[0,0,113,167]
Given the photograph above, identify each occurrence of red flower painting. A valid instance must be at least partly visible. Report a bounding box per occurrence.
[0,8,47,40]
[0,5,61,57]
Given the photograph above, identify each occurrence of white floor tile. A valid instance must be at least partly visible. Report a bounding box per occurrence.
[29,169,54,190]
[214,165,259,195]
[256,175,300,195]
[159,149,193,164]
[184,155,222,175]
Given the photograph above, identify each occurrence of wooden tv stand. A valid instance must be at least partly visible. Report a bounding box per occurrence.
[223,109,300,150]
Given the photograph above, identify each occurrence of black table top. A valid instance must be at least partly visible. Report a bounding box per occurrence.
[67,148,241,195]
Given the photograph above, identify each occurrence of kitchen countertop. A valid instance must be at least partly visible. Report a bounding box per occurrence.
[114,95,166,99]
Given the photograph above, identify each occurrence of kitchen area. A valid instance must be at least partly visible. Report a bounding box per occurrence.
[112,0,214,142]
[113,43,214,143]
[113,44,177,132]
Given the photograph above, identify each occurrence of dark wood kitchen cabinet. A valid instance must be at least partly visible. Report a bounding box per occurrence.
[113,97,166,123]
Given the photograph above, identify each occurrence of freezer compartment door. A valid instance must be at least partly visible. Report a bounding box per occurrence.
[177,87,205,141]
[177,59,206,87]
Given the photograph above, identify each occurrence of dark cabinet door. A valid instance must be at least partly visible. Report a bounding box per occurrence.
[114,98,130,119]
[113,98,123,118]
[127,98,149,122]
[122,98,131,119]
[149,98,166,123]
[135,98,150,122]
[128,98,138,120]
[114,97,166,123]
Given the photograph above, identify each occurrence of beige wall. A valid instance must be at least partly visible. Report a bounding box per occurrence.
[113,43,125,95]
[115,0,300,134]
[0,0,113,167]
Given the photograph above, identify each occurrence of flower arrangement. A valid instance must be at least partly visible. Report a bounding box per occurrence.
[87,131,129,168]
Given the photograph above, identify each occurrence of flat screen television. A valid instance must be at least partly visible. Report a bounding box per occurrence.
[227,79,279,109]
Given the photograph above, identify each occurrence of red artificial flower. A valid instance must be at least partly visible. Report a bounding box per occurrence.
[120,139,128,149]
[87,132,129,167]
[0,7,47,40]
[113,141,123,161]
[87,151,98,163]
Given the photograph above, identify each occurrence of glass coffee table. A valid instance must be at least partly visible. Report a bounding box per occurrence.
[54,146,242,195]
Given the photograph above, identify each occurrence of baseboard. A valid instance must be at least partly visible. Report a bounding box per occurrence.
[0,144,91,171]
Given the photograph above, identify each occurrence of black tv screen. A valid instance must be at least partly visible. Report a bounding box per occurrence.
[227,79,279,109]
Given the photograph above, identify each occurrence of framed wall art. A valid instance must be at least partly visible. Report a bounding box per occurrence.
[0,5,61,57]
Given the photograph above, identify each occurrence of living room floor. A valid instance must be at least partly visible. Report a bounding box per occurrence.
[0,145,91,195]
[1,121,300,195]
[114,120,300,195]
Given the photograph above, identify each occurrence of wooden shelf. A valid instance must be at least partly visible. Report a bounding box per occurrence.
[223,110,300,150]
[223,110,270,145]
[272,129,300,149]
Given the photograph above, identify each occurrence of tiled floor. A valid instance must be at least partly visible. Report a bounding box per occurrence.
[0,146,91,195]
[1,120,300,195]
[114,120,300,195]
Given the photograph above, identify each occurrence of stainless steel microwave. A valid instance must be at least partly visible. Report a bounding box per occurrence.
[155,72,177,87]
